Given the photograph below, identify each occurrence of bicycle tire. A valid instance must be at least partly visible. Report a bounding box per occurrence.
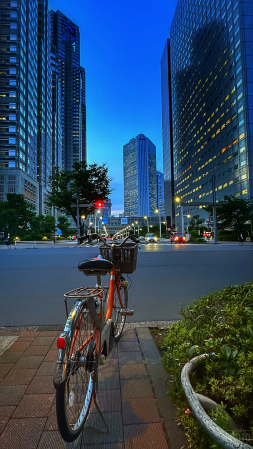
[111,278,128,342]
[56,308,97,442]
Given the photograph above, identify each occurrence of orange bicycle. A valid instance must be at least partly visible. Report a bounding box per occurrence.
[53,232,139,442]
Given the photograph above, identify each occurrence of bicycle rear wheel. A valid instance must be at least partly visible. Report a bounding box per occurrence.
[112,278,128,342]
[56,308,97,442]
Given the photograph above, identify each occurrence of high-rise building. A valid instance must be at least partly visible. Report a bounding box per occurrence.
[162,0,253,230]
[156,170,165,215]
[161,39,175,225]
[37,0,52,214]
[50,10,86,170]
[123,134,157,217]
[0,0,52,213]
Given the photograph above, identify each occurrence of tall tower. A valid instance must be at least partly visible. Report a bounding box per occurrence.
[161,39,175,225]
[50,10,86,170]
[37,0,52,214]
[123,134,157,217]
[0,0,40,212]
[162,0,253,230]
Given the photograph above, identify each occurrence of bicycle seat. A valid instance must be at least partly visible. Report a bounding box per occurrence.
[78,256,113,276]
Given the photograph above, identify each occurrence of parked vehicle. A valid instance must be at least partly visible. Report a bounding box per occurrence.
[170,232,186,243]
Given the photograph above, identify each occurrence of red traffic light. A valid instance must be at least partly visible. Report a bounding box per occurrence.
[95,200,104,208]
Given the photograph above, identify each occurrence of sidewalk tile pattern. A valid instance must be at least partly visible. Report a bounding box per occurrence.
[0,328,169,449]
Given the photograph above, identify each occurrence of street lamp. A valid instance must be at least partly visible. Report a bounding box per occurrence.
[175,197,184,233]
[135,221,139,235]
[131,223,135,234]
[144,216,149,232]
[155,209,161,238]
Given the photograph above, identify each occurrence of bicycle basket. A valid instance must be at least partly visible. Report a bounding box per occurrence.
[99,242,138,274]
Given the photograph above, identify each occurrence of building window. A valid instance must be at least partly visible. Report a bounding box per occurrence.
[9,114,16,120]
[9,137,16,144]
[8,162,15,168]
[9,126,16,132]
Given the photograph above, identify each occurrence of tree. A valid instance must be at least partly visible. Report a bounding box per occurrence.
[205,195,253,231]
[57,215,71,236]
[47,161,112,234]
[0,193,35,237]
[188,215,202,232]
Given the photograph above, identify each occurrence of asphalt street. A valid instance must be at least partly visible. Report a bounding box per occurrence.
[0,243,253,326]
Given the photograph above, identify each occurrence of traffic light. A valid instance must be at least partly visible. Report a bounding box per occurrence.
[94,200,104,208]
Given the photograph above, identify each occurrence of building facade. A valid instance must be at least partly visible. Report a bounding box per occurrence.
[156,170,165,215]
[162,0,253,230]
[0,0,43,212]
[123,134,157,217]
[161,39,175,225]
[50,10,86,171]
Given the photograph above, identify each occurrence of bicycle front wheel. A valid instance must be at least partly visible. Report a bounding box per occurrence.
[56,308,97,442]
[112,278,128,342]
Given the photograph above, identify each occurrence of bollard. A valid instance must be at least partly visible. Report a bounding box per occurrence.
[34,240,36,249]
[15,240,17,249]
[51,240,54,248]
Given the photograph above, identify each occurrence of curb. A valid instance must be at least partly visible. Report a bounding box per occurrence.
[136,327,188,449]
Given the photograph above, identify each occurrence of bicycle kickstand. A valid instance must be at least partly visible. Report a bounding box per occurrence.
[84,389,109,434]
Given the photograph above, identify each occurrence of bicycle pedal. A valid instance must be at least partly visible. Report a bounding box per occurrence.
[120,308,134,316]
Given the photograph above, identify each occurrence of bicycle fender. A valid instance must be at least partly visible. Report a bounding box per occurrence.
[54,298,101,388]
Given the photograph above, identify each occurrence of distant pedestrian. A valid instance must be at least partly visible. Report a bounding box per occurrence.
[239,233,243,245]
[5,233,11,249]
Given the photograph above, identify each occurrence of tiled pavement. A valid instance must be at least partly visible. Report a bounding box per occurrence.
[0,329,170,449]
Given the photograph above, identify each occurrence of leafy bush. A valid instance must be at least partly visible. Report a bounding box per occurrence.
[20,234,44,241]
[162,282,253,448]
[189,236,206,243]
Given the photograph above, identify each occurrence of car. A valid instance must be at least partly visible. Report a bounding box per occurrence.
[170,232,186,243]
[145,233,157,243]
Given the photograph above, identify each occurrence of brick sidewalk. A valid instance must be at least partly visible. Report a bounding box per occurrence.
[0,329,169,449]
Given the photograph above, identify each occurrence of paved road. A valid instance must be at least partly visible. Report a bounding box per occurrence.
[0,243,252,326]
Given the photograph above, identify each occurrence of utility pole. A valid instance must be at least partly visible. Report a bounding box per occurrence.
[181,205,184,234]
[212,174,218,244]
[76,191,80,239]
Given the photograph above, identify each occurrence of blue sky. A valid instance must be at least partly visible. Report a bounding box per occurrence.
[49,0,178,214]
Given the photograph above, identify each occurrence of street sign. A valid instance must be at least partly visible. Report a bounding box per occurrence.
[166,227,171,232]
[57,228,62,235]
[102,218,107,225]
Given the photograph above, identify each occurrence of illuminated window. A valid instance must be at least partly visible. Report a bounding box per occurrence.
[239,133,245,140]
[240,146,245,153]
[222,147,226,153]
[226,119,230,125]
[225,95,229,101]
[223,183,227,188]
[218,185,222,190]
[229,180,233,185]
[233,139,238,145]
[241,174,246,180]
[242,189,248,195]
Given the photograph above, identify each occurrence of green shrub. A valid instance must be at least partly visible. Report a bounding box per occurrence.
[20,234,44,241]
[162,282,253,448]
[189,236,206,243]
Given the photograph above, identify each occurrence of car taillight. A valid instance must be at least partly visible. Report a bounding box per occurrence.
[57,337,66,349]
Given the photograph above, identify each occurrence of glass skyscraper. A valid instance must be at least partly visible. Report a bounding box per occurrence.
[0,0,52,213]
[123,134,157,217]
[50,10,86,171]
[162,0,253,229]
[161,39,175,224]
[156,170,165,215]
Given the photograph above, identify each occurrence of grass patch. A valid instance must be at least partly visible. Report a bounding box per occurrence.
[162,282,253,448]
